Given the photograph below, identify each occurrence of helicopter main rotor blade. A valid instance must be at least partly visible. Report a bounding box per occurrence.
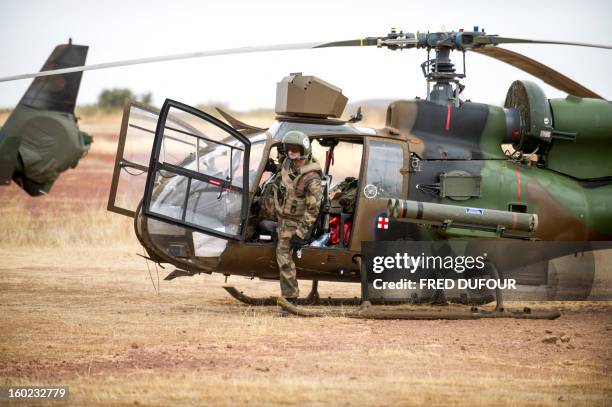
[0,40,375,83]
[470,46,603,99]
[474,36,612,50]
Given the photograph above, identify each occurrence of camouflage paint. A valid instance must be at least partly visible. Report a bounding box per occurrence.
[0,42,91,196]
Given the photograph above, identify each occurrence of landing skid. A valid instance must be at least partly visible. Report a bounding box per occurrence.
[276,297,561,320]
[275,264,561,320]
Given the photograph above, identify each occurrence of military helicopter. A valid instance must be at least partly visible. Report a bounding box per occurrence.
[4,28,611,317]
[0,40,92,196]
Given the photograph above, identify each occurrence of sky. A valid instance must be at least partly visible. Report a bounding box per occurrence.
[0,0,611,111]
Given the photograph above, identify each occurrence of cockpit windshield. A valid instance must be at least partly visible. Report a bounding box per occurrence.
[149,132,267,237]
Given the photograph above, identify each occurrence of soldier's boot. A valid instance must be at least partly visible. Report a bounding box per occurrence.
[279,297,299,317]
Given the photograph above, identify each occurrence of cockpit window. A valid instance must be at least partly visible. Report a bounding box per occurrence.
[366,140,404,198]
[164,132,266,189]
[149,132,266,236]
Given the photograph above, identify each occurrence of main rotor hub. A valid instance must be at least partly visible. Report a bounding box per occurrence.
[376,28,488,106]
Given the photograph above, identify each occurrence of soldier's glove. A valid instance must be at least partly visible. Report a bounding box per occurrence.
[290,234,307,251]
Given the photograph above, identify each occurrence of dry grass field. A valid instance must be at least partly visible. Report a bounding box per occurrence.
[1,109,611,406]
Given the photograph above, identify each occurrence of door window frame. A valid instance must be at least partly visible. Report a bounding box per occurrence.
[142,99,251,241]
[363,137,409,199]
[107,101,158,217]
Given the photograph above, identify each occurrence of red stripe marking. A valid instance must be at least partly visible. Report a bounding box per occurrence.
[515,164,521,202]
[445,105,451,130]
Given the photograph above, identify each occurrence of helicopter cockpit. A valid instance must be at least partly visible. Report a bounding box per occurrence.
[246,133,364,248]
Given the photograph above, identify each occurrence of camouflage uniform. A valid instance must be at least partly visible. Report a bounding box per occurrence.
[275,156,323,298]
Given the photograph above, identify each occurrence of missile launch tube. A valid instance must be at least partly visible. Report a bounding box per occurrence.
[387,199,538,232]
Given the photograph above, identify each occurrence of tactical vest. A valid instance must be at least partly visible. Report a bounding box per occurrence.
[275,157,323,219]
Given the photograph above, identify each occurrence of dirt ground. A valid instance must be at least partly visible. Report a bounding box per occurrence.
[1,112,611,406]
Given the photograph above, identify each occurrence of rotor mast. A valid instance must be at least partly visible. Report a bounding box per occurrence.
[422,46,466,106]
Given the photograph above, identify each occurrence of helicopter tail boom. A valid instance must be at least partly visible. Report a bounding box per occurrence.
[0,41,92,195]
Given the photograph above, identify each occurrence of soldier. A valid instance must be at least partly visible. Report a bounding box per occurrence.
[275,130,323,303]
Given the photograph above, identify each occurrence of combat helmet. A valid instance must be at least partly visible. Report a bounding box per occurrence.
[282,130,311,160]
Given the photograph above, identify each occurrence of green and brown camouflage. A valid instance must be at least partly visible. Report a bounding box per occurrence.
[107,72,611,300]
[276,156,323,238]
[276,218,303,298]
[274,152,323,298]
[384,81,612,241]
[0,41,92,196]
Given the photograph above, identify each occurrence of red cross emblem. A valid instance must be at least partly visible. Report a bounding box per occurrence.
[377,217,389,230]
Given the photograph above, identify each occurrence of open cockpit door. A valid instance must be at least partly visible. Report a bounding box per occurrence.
[142,99,250,241]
